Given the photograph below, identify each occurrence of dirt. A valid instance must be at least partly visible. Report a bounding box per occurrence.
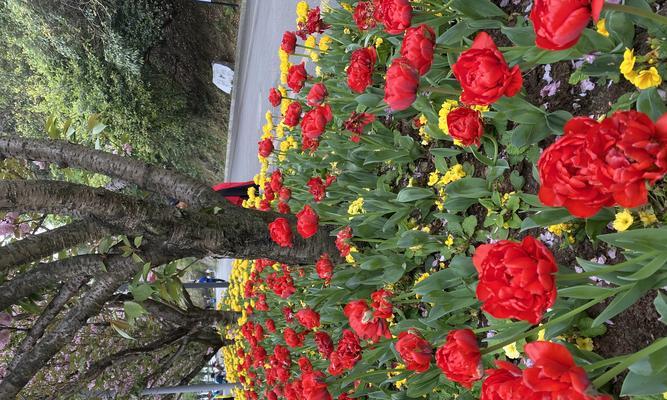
[589,290,667,396]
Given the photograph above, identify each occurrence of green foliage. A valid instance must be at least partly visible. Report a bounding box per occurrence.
[0,0,227,179]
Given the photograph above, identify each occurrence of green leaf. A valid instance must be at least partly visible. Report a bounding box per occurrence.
[430,148,461,158]
[123,301,146,324]
[620,256,666,281]
[621,371,667,395]
[521,208,573,230]
[654,292,667,324]
[405,367,442,398]
[450,0,506,19]
[559,285,618,299]
[501,22,535,46]
[599,228,667,253]
[546,110,573,134]
[445,178,490,198]
[637,88,667,121]
[607,11,635,47]
[510,123,550,147]
[355,93,382,108]
[462,215,477,237]
[130,284,154,302]
[133,235,143,248]
[396,187,434,202]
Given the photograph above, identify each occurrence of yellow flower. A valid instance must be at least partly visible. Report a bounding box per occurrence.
[315,66,322,77]
[537,327,546,341]
[347,197,365,216]
[632,67,662,90]
[440,164,466,185]
[613,209,634,232]
[343,27,351,35]
[503,342,521,359]
[304,35,316,50]
[427,172,440,186]
[548,223,571,236]
[318,35,332,52]
[662,392,667,400]
[620,48,636,76]
[639,210,658,226]
[596,19,609,37]
[275,123,285,139]
[575,337,594,352]
[310,51,320,62]
[296,1,309,22]
[375,37,384,48]
[414,272,430,285]
[438,99,459,134]
[444,234,454,247]
[340,2,353,12]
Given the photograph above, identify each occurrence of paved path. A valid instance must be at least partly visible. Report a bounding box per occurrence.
[215,0,321,297]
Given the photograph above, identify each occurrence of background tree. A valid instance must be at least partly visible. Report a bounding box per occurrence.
[0,135,340,399]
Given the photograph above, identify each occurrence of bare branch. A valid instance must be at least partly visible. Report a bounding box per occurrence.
[0,245,176,400]
[0,136,226,208]
[0,255,104,311]
[59,327,190,397]
[9,277,87,371]
[0,220,111,273]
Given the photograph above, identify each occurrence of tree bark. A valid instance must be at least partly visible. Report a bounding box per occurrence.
[0,136,225,209]
[0,245,175,400]
[0,220,110,273]
[0,255,104,311]
[8,277,87,371]
[1,180,341,265]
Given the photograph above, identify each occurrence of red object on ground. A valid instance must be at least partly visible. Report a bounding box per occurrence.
[213,181,255,206]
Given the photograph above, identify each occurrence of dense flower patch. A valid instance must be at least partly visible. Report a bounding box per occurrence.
[222,1,667,399]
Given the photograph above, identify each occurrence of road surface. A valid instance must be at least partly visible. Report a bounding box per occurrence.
[215,0,322,297]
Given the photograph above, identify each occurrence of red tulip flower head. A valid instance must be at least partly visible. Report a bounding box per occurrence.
[530,0,605,50]
[435,329,483,388]
[473,236,557,324]
[452,32,523,106]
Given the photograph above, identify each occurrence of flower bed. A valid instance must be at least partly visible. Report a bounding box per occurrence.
[222,1,667,399]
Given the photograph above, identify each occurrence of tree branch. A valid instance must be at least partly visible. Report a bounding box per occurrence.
[0,220,112,273]
[0,255,104,311]
[59,327,190,397]
[0,245,176,400]
[8,277,87,371]
[0,136,226,208]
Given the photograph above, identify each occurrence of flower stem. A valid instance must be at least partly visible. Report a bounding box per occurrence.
[592,336,667,388]
[481,291,619,355]
[604,3,667,25]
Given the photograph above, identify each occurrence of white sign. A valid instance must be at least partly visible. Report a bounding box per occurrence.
[212,63,234,94]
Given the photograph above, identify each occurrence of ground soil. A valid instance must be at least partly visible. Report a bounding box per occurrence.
[147,0,240,182]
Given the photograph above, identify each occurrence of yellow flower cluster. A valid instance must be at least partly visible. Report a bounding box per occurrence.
[279,49,291,85]
[318,35,332,52]
[575,337,594,351]
[389,363,407,389]
[426,164,466,210]
[223,259,252,314]
[296,1,309,24]
[613,209,634,232]
[620,48,662,90]
[347,197,365,216]
[639,210,658,226]
[305,35,319,62]
[221,342,245,384]
[417,114,431,145]
[340,2,353,11]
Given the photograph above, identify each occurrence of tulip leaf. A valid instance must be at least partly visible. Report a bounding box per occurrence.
[396,187,434,202]
[637,88,667,121]
[654,292,667,324]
